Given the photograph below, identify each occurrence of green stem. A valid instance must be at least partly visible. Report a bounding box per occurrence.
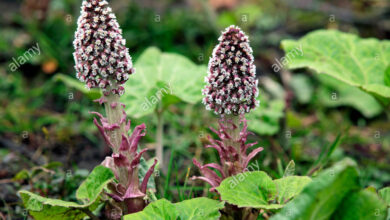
[104,92,126,153]
[156,109,164,166]
[102,90,130,186]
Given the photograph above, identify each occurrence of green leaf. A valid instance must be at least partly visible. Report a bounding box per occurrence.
[54,73,101,100]
[121,47,207,118]
[271,158,360,220]
[20,166,114,219]
[124,198,224,220]
[379,187,390,206]
[247,96,285,135]
[384,66,390,86]
[274,176,311,204]
[76,165,115,203]
[174,197,225,220]
[332,190,387,220]
[316,74,382,118]
[216,171,282,209]
[20,191,96,220]
[318,132,342,167]
[124,199,177,220]
[281,29,390,100]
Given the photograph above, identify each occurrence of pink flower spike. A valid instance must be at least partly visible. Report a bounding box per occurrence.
[73,0,135,95]
[202,25,259,115]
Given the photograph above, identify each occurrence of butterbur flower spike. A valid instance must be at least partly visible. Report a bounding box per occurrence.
[202,25,259,115]
[73,0,156,218]
[193,25,262,191]
[73,0,135,95]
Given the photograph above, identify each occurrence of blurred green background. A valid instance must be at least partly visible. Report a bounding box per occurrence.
[0,0,389,219]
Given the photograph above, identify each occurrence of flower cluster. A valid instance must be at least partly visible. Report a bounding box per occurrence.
[202,25,259,115]
[73,0,135,95]
[92,105,157,216]
[192,116,263,191]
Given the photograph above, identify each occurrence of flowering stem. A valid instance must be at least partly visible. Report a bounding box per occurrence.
[222,115,240,149]
[104,92,126,153]
[222,114,242,169]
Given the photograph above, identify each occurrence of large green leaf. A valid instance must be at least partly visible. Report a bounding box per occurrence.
[316,74,382,118]
[174,197,225,220]
[121,47,207,118]
[281,30,390,100]
[271,159,359,220]
[379,187,390,219]
[124,199,177,220]
[20,191,97,220]
[216,171,282,209]
[20,165,114,220]
[274,176,312,204]
[123,198,224,220]
[76,165,115,203]
[332,190,387,220]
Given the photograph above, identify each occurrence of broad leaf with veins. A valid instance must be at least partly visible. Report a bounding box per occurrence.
[19,166,114,220]
[282,30,390,102]
[123,198,224,220]
[121,47,207,118]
